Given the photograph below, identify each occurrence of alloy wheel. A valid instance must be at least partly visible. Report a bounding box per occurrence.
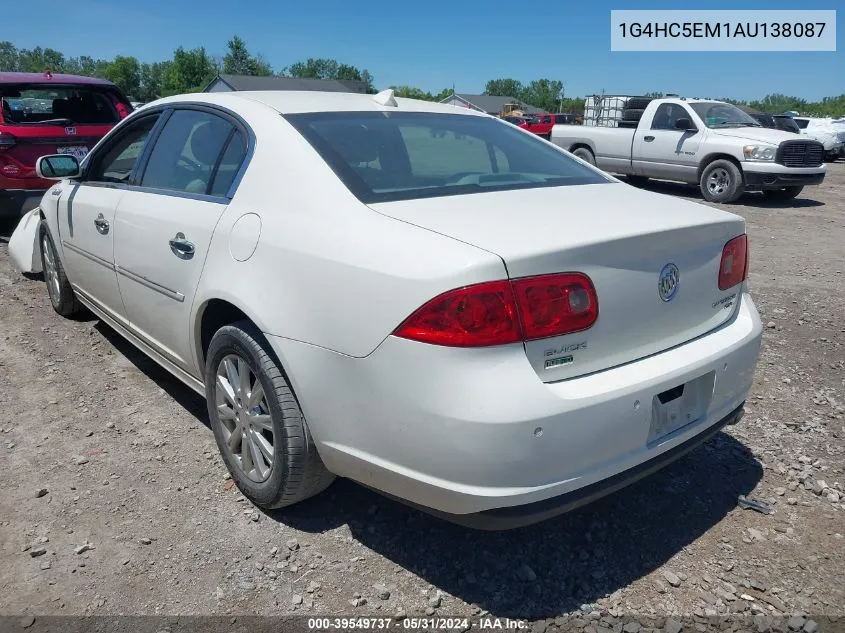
[214,354,275,482]
[42,236,61,304]
[707,168,731,196]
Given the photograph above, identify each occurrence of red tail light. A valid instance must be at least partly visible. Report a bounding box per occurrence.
[719,234,748,290]
[512,273,598,340]
[394,273,598,348]
[393,281,521,347]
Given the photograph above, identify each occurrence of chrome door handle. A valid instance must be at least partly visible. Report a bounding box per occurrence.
[93,213,109,234]
[643,135,655,142]
[169,232,195,259]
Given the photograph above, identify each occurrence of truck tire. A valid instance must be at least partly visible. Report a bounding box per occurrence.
[700,160,744,203]
[763,186,803,201]
[625,97,653,110]
[622,108,645,122]
[572,147,596,166]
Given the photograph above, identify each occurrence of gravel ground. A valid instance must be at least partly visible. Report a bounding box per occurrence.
[1,164,843,631]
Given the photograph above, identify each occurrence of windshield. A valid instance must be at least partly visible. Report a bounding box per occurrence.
[689,102,762,129]
[286,111,608,203]
[0,84,123,126]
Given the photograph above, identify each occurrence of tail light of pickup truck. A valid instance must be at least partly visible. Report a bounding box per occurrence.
[718,234,748,290]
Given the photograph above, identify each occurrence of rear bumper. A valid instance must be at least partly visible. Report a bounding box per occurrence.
[268,292,763,525]
[411,403,745,530]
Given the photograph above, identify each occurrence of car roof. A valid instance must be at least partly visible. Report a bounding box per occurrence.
[0,71,116,86]
[151,90,491,117]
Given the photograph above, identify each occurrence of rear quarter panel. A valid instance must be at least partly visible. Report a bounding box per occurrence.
[191,107,507,368]
[551,125,636,173]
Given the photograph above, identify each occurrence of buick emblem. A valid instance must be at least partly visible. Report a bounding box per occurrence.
[65,127,77,136]
[658,263,680,302]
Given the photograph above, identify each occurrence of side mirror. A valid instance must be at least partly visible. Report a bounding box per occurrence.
[36,155,82,180]
[674,118,696,131]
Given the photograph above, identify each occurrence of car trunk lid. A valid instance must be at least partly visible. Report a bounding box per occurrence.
[370,182,747,381]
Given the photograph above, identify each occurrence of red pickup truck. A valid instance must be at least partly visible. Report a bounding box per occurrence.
[525,113,580,139]
[1,72,132,217]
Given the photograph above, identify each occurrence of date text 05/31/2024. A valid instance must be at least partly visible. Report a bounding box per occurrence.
[307,617,529,630]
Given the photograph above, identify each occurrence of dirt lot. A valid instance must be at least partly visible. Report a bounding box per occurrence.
[1,164,843,631]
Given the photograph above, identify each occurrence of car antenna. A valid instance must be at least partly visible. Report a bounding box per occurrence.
[372,89,398,107]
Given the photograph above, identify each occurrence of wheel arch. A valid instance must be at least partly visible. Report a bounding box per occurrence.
[194,295,275,375]
[697,153,744,181]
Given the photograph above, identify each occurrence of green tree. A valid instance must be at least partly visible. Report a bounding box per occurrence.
[287,57,376,92]
[389,85,434,100]
[139,61,170,101]
[104,55,141,97]
[223,35,272,76]
[0,41,19,71]
[163,46,217,95]
[520,79,563,112]
[432,87,453,102]
[484,78,523,98]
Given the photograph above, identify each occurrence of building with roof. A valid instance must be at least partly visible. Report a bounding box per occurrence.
[204,74,369,94]
[439,92,544,115]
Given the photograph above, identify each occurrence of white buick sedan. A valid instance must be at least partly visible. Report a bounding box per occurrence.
[30,89,762,529]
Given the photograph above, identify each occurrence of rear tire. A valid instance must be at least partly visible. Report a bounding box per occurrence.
[700,160,744,203]
[763,186,803,201]
[205,320,334,510]
[38,221,81,317]
[572,147,596,166]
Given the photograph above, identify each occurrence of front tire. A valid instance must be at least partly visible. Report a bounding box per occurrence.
[205,320,334,509]
[39,221,81,317]
[700,160,744,203]
[763,186,803,201]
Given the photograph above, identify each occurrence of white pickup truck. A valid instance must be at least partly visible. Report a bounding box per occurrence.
[552,97,827,203]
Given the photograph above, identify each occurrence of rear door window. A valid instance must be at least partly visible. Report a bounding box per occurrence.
[140,109,234,195]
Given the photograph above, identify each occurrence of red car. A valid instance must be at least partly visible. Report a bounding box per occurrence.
[525,113,580,139]
[1,72,132,217]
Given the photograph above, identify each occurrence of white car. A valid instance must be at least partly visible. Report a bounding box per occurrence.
[25,89,763,529]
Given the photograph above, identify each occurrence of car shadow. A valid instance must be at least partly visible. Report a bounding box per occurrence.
[627,179,825,208]
[88,317,763,620]
[273,432,762,618]
[93,321,211,427]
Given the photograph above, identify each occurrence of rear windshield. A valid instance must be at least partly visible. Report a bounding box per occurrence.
[285,111,608,203]
[1,84,122,126]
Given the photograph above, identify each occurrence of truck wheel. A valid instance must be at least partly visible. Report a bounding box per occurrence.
[763,186,803,201]
[572,147,596,166]
[700,160,743,203]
